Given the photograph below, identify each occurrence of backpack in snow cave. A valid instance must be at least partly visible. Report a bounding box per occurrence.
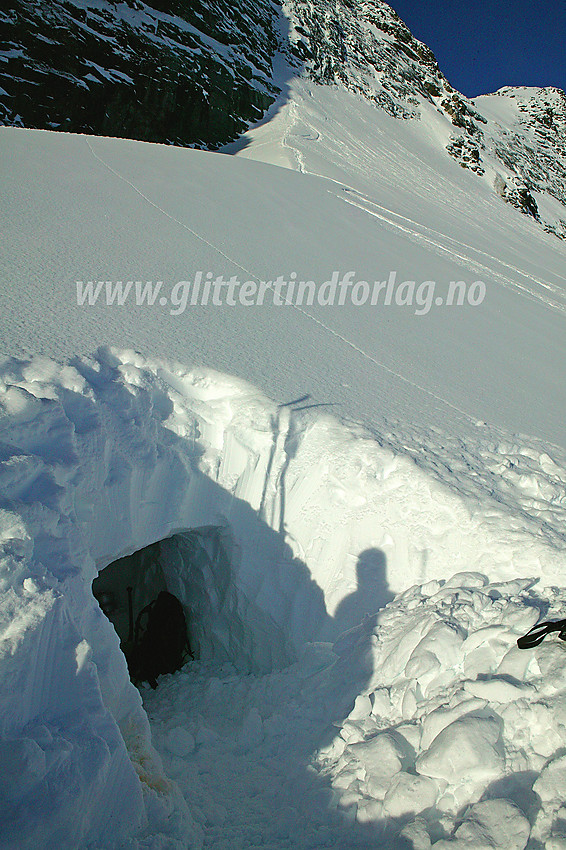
[128,590,192,688]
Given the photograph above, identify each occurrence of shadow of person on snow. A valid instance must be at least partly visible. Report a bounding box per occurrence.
[332,548,395,640]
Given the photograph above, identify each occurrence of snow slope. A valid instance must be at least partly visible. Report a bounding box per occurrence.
[1,125,565,445]
[1,30,566,850]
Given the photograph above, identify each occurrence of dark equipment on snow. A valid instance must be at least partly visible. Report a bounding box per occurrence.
[94,589,117,617]
[127,586,134,643]
[127,590,192,688]
[517,618,566,649]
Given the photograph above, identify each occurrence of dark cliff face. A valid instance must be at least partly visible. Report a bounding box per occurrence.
[0,0,281,148]
[1,0,484,147]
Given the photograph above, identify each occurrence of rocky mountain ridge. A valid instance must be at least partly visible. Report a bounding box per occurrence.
[281,0,566,236]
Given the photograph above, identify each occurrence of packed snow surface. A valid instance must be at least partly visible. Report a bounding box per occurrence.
[1,48,566,850]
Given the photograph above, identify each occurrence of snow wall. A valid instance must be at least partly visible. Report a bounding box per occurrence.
[1,346,565,848]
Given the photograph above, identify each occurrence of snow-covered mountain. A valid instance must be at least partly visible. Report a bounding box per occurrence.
[280,0,566,236]
[2,0,566,235]
[1,2,566,849]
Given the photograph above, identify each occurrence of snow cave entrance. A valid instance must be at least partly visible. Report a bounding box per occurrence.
[92,528,294,687]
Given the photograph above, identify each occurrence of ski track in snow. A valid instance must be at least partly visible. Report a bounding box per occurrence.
[273,87,566,316]
[339,191,566,315]
[83,136,481,427]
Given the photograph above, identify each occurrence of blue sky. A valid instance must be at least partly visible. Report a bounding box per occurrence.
[387,1,566,97]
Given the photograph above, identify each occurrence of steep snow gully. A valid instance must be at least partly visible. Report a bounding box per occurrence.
[2,348,566,848]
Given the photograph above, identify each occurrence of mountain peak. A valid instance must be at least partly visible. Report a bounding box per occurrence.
[283,0,457,119]
[279,0,566,236]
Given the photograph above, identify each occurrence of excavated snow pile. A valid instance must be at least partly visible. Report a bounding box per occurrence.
[144,574,566,850]
[0,346,565,848]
